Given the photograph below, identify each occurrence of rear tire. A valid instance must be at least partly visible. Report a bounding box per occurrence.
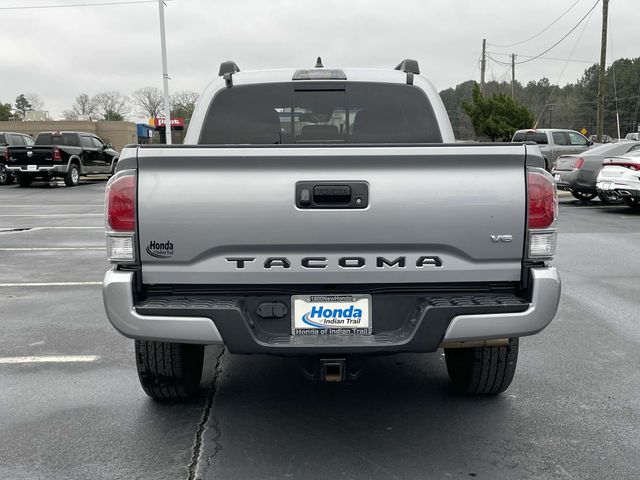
[597,191,623,205]
[445,338,519,394]
[0,170,12,185]
[571,191,597,202]
[135,340,205,399]
[622,197,640,211]
[64,164,80,187]
[15,173,33,187]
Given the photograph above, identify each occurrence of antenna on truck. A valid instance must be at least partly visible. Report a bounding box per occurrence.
[218,61,241,87]
[394,59,420,85]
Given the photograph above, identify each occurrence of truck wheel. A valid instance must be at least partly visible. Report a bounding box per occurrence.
[445,338,519,394]
[64,164,80,187]
[622,197,640,211]
[571,191,597,202]
[0,170,12,185]
[135,340,205,399]
[15,173,33,187]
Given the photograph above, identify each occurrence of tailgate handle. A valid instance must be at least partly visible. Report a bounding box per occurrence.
[296,182,368,209]
[313,185,351,203]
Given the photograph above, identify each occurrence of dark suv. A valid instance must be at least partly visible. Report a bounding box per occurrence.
[0,132,35,185]
[4,131,119,187]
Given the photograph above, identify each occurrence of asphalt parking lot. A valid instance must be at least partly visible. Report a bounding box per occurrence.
[0,180,638,480]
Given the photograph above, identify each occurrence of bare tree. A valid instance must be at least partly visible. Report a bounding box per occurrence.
[92,91,130,121]
[61,110,78,121]
[25,93,44,111]
[171,90,199,121]
[133,87,164,119]
[71,94,96,119]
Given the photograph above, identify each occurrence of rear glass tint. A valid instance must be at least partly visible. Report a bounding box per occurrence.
[35,133,77,146]
[512,131,548,144]
[0,134,6,145]
[199,82,442,144]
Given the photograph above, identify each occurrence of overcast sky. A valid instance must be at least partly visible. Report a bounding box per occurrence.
[0,0,637,118]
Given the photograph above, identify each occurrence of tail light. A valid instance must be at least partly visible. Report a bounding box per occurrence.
[105,170,136,262]
[527,169,557,259]
[52,148,62,161]
[574,157,585,170]
[604,161,640,171]
[3,149,8,162]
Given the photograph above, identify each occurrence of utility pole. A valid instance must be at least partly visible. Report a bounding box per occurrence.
[511,53,516,99]
[549,105,553,128]
[158,0,172,145]
[480,39,487,95]
[596,0,609,143]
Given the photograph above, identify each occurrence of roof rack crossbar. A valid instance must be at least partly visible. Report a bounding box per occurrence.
[218,61,240,87]
[394,59,420,85]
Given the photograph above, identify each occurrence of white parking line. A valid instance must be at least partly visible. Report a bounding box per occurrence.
[0,247,105,251]
[0,282,102,287]
[1,205,104,207]
[0,355,100,364]
[33,226,104,230]
[0,214,103,217]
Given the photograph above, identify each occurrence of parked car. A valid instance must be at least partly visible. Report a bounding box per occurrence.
[4,131,119,187]
[512,128,592,171]
[596,149,640,210]
[624,133,639,141]
[102,59,561,399]
[0,131,35,185]
[552,141,640,203]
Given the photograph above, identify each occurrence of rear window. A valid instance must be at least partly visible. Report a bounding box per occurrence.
[199,82,442,144]
[35,133,78,146]
[512,131,548,144]
[0,134,6,145]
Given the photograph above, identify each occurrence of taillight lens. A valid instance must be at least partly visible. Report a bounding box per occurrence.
[528,170,557,229]
[527,169,557,259]
[3,149,8,162]
[52,148,62,161]
[106,171,136,232]
[105,170,136,262]
[574,157,584,170]
[605,162,640,171]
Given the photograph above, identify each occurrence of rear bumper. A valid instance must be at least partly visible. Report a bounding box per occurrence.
[552,169,594,193]
[6,165,66,174]
[597,179,640,198]
[102,267,561,354]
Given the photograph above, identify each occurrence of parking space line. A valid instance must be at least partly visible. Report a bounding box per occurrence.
[0,205,104,207]
[0,282,102,287]
[0,247,105,251]
[0,355,100,364]
[0,214,103,217]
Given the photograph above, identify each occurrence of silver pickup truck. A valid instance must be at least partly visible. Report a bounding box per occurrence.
[102,59,561,399]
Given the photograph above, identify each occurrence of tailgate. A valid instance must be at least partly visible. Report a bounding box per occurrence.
[7,146,55,166]
[137,145,527,285]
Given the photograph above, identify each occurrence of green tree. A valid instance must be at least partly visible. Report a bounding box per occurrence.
[14,94,32,118]
[0,102,12,121]
[462,84,533,141]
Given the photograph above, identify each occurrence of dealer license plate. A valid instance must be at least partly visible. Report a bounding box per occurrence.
[292,294,372,336]
[27,165,37,171]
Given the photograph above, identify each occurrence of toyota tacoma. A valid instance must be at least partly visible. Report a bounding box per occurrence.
[102,59,561,399]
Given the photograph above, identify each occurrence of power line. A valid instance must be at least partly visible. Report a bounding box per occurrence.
[0,0,163,10]
[533,0,597,128]
[488,51,597,65]
[517,0,600,65]
[489,0,582,48]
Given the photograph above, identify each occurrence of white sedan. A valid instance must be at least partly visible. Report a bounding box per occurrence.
[596,150,640,210]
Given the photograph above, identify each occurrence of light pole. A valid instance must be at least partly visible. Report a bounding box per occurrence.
[158,0,172,144]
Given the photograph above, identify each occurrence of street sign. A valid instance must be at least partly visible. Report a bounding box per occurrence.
[581,128,588,136]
